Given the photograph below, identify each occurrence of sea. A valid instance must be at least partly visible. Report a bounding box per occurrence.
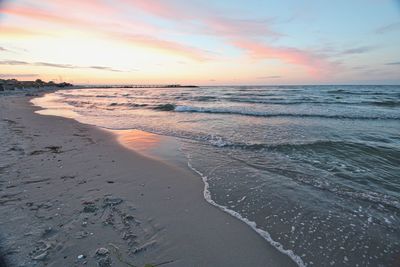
[32,85,400,266]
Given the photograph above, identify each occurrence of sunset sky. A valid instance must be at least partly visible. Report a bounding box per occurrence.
[0,0,399,85]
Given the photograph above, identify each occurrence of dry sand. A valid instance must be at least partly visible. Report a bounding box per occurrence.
[0,93,296,267]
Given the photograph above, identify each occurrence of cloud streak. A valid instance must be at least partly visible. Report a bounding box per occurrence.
[89,66,124,72]
[385,61,400,65]
[0,60,29,65]
[0,73,39,78]
[375,22,400,34]
[35,62,75,69]
[341,46,376,55]
[0,60,126,72]
[257,76,281,79]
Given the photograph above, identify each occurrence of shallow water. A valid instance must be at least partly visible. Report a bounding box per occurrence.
[33,85,400,266]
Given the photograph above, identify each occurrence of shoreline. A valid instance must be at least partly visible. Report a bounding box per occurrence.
[110,130,305,266]
[0,93,296,266]
[32,91,305,266]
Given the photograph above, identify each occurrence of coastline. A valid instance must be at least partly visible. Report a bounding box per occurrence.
[0,93,296,266]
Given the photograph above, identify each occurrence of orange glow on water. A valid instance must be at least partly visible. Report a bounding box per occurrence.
[30,93,79,118]
[112,129,163,159]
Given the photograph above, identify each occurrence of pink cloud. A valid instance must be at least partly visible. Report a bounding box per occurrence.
[0,2,211,61]
[118,0,191,20]
[113,1,281,39]
[204,17,282,38]
[2,6,76,25]
[1,0,337,74]
[110,32,213,61]
[231,39,335,75]
[118,0,335,75]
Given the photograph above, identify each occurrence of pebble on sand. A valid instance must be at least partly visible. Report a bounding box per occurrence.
[95,247,109,256]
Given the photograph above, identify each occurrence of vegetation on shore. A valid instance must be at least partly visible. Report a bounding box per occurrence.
[0,79,73,91]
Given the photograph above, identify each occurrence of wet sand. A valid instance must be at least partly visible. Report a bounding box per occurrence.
[0,93,296,266]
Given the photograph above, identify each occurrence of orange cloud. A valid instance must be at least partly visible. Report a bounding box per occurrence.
[0,25,40,37]
[109,32,213,61]
[1,6,80,26]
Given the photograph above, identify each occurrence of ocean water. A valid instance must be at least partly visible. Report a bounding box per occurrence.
[33,85,400,266]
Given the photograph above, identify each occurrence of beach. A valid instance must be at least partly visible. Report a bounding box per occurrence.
[27,85,400,266]
[0,92,296,267]
[2,0,399,265]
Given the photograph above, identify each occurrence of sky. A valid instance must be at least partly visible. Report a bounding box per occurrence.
[0,0,399,85]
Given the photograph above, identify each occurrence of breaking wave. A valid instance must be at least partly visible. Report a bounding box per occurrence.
[173,105,399,120]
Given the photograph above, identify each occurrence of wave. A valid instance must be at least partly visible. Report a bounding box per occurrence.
[223,98,354,105]
[209,139,400,158]
[224,98,400,107]
[95,94,117,98]
[189,136,399,163]
[326,89,388,96]
[173,105,399,120]
[193,96,218,101]
[186,159,306,267]
[57,93,96,98]
[153,103,176,111]
[109,102,148,108]
[366,100,400,107]
[220,140,400,209]
[223,97,319,105]
[65,100,92,107]
[158,94,400,107]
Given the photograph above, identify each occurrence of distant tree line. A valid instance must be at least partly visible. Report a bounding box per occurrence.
[0,78,73,91]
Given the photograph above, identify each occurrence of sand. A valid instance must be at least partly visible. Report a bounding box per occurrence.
[0,93,296,266]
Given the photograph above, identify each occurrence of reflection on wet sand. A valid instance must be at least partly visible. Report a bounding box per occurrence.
[31,93,79,118]
[110,129,185,168]
[112,129,162,157]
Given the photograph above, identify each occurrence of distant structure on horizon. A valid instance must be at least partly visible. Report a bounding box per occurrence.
[86,84,198,89]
